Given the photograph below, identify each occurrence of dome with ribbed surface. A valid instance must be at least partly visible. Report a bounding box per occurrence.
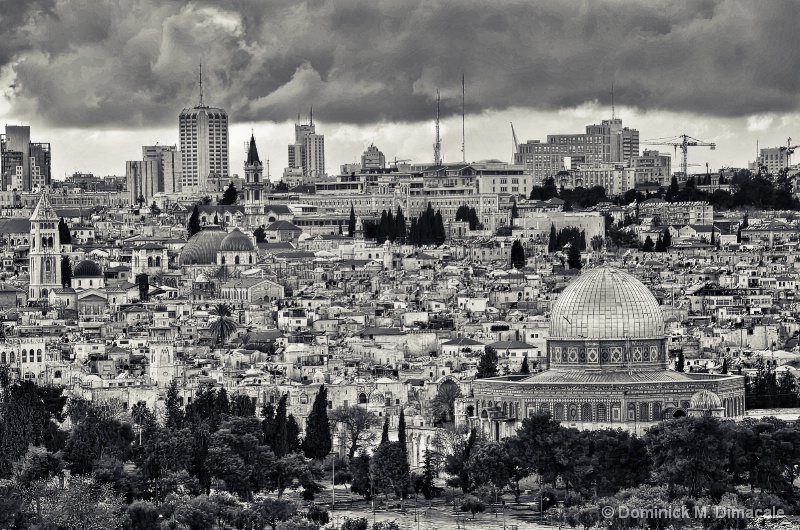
[219,228,254,252]
[550,266,664,339]
[179,229,227,265]
[690,390,723,410]
[73,259,102,277]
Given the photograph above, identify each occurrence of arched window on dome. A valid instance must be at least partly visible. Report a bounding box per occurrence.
[554,403,564,421]
[639,403,649,421]
[597,403,607,422]
[581,403,592,422]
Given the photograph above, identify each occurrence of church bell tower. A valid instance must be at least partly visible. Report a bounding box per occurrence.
[244,133,264,215]
[28,192,61,302]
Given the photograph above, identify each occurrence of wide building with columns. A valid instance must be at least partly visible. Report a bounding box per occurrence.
[457,266,745,439]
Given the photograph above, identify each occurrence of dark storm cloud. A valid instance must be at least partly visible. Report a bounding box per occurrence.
[3,0,799,128]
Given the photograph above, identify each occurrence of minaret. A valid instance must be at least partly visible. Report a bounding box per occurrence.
[243,133,264,214]
[28,192,61,301]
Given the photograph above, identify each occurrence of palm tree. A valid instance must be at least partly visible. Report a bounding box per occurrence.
[209,303,238,346]
[430,381,463,425]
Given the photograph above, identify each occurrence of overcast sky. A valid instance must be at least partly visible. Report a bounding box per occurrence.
[2,0,799,179]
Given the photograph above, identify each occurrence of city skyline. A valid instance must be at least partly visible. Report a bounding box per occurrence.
[2,1,799,179]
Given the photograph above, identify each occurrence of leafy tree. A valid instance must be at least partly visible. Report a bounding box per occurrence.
[37,474,125,529]
[567,243,582,269]
[348,205,356,237]
[476,346,499,379]
[187,205,202,238]
[349,451,372,499]
[122,500,161,530]
[220,182,238,205]
[460,494,485,519]
[444,427,479,493]
[62,403,135,474]
[58,217,72,244]
[466,441,510,498]
[642,235,655,252]
[590,428,650,496]
[371,441,410,506]
[134,425,195,501]
[330,405,381,459]
[253,497,297,530]
[150,201,161,216]
[644,416,732,499]
[273,453,323,499]
[430,381,462,425]
[510,239,525,269]
[206,417,276,500]
[302,385,332,460]
[254,226,267,243]
[209,303,238,346]
[230,393,256,417]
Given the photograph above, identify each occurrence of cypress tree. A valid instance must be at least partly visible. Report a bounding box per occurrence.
[511,240,525,269]
[398,408,407,453]
[386,210,395,242]
[348,205,356,237]
[676,351,686,373]
[165,379,183,431]
[287,414,302,453]
[433,211,446,245]
[215,387,230,415]
[58,217,72,245]
[380,415,389,445]
[395,206,406,244]
[520,356,530,375]
[261,403,276,451]
[567,243,583,270]
[187,205,202,238]
[548,223,557,252]
[61,256,72,288]
[476,347,499,379]
[274,394,289,457]
[663,228,672,248]
[302,385,332,460]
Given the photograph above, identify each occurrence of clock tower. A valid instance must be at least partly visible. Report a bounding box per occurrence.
[28,192,61,302]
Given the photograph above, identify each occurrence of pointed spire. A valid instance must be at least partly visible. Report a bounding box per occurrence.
[30,191,57,222]
[247,133,261,165]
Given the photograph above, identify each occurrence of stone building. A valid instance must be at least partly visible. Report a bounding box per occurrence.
[457,266,746,439]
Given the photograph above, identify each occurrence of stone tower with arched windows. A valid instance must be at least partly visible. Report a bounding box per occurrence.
[28,192,61,301]
[243,133,264,214]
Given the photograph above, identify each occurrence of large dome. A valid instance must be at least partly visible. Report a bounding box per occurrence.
[550,266,664,339]
[73,259,102,277]
[220,228,254,252]
[179,229,227,265]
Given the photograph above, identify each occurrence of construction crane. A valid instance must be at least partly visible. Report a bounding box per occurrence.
[779,137,800,168]
[511,122,520,163]
[389,158,411,167]
[642,134,716,178]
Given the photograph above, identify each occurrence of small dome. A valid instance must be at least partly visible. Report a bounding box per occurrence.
[550,266,664,340]
[180,229,227,265]
[690,390,723,410]
[73,259,102,277]
[220,228,254,252]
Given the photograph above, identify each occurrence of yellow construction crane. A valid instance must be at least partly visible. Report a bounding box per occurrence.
[642,134,716,178]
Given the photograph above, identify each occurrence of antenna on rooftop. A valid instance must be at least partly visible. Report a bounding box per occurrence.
[611,81,615,121]
[461,73,466,163]
[434,90,442,166]
[199,63,204,107]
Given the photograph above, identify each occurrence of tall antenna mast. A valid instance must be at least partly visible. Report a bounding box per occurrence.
[433,90,442,166]
[461,74,466,163]
[199,63,204,107]
[611,82,615,120]
[310,105,313,127]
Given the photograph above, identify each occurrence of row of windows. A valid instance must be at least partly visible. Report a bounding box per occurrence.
[0,349,43,363]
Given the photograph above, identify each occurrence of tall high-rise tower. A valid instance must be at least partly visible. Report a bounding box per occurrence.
[179,67,228,192]
[243,133,264,212]
[285,108,325,182]
[1,125,51,191]
[28,192,61,301]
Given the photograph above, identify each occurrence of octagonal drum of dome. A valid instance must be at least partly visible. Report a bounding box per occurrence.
[550,266,664,340]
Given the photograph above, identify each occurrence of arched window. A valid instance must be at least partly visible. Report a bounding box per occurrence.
[248,255,253,264]
[581,403,592,422]
[0,352,5,363]
[640,403,649,421]
[155,257,161,267]
[21,349,27,363]
[54,370,62,378]
[652,402,662,420]
[597,403,607,422]
[358,393,367,404]
[45,260,51,272]
[540,402,550,415]
[554,403,565,421]
[147,257,153,267]
[47,236,53,247]
[42,236,47,248]
[9,352,14,363]
[37,349,42,362]
[234,256,240,265]
[221,257,226,265]
[41,288,48,298]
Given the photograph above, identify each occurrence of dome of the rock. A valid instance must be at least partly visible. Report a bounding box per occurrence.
[550,266,664,340]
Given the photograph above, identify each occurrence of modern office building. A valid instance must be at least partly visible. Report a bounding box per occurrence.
[286,116,325,182]
[361,144,386,169]
[755,147,788,175]
[143,144,182,194]
[515,118,639,184]
[1,125,51,191]
[125,160,159,205]
[179,106,229,192]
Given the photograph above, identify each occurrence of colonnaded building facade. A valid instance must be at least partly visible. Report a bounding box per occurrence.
[457,266,746,439]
